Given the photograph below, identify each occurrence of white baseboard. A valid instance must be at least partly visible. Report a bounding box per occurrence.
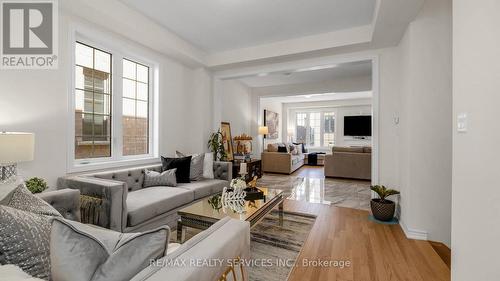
[399,219,428,241]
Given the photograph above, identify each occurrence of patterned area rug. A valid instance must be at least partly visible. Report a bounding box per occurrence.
[248,210,316,281]
[257,174,371,211]
[172,210,316,281]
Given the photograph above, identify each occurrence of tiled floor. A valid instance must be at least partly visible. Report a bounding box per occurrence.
[257,166,372,211]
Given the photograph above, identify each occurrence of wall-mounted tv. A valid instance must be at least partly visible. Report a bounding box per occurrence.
[344,115,372,137]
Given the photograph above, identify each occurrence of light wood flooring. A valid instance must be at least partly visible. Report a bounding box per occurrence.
[271,166,450,281]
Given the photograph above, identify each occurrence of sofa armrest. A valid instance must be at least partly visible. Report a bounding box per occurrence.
[213,161,232,181]
[261,152,292,173]
[57,176,127,232]
[37,189,81,222]
[131,217,250,281]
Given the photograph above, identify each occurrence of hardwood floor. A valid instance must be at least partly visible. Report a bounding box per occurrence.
[279,166,450,281]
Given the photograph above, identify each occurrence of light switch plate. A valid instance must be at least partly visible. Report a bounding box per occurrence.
[457,113,467,133]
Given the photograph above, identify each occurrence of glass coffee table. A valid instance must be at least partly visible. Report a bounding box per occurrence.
[177,187,284,243]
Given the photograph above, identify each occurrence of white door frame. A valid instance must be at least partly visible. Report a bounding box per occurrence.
[213,54,380,185]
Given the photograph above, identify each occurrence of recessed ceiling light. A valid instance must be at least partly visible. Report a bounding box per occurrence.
[295,64,338,73]
[304,95,312,98]
[257,73,268,77]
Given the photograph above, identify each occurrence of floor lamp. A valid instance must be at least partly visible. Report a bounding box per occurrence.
[258,126,268,153]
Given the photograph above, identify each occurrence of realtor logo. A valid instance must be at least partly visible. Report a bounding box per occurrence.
[1,0,58,69]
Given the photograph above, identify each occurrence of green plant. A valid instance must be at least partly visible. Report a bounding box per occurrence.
[370,185,400,203]
[207,130,227,161]
[25,177,48,194]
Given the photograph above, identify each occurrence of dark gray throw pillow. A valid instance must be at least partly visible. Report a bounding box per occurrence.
[175,151,205,181]
[161,156,192,183]
[143,168,177,187]
[50,218,169,281]
[0,205,53,280]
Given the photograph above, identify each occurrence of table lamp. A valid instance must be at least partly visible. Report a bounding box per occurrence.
[258,126,268,153]
[0,132,35,184]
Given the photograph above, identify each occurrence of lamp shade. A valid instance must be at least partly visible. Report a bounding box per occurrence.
[0,132,35,163]
[258,126,269,135]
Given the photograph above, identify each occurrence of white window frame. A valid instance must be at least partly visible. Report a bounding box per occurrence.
[292,108,337,149]
[67,28,159,173]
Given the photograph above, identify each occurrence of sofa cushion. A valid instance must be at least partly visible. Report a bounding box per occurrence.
[177,179,227,200]
[291,155,303,166]
[126,187,194,227]
[143,168,177,188]
[50,218,169,281]
[267,143,278,152]
[176,151,205,181]
[333,146,365,153]
[161,156,192,183]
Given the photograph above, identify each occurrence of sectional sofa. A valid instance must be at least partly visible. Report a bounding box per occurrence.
[57,161,233,232]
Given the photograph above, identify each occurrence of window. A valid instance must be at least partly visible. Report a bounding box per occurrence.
[74,42,112,159]
[294,111,336,148]
[122,59,149,156]
[72,41,156,168]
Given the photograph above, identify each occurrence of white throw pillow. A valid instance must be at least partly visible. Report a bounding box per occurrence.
[203,152,214,179]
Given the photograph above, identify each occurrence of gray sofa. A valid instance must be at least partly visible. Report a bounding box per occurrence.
[57,161,232,233]
[38,188,250,281]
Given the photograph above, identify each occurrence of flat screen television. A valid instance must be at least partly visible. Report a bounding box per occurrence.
[344,115,372,136]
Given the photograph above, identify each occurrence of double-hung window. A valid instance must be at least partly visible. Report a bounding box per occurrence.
[72,41,156,169]
[295,111,336,148]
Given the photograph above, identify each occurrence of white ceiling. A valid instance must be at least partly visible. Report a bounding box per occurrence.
[261,91,372,103]
[119,0,376,53]
[236,60,372,88]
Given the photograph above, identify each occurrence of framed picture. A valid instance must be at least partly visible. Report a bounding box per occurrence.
[264,110,279,139]
[220,122,234,161]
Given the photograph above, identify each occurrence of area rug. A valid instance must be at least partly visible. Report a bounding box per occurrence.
[257,174,371,211]
[248,210,316,281]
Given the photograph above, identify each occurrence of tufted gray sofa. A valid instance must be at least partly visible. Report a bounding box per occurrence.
[57,161,232,233]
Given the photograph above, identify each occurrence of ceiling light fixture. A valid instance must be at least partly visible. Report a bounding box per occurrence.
[295,64,338,73]
[257,73,268,77]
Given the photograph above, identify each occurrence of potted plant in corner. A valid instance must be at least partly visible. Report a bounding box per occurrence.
[370,185,400,221]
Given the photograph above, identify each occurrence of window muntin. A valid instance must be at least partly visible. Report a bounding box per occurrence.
[294,111,336,148]
[122,59,150,156]
[74,42,112,159]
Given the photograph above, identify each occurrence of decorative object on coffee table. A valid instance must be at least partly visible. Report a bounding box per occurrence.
[0,132,34,184]
[25,177,48,194]
[370,185,400,221]
[208,130,227,161]
[220,122,234,161]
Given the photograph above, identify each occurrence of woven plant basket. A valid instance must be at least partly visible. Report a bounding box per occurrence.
[370,199,396,221]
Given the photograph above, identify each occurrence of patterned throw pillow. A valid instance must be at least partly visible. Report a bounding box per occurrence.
[143,168,177,187]
[0,205,53,280]
[8,184,62,217]
[175,151,205,181]
[0,183,62,280]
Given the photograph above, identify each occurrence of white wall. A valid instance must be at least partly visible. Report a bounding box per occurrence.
[396,0,452,246]
[0,10,213,186]
[219,80,252,136]
[452,1,500,280]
